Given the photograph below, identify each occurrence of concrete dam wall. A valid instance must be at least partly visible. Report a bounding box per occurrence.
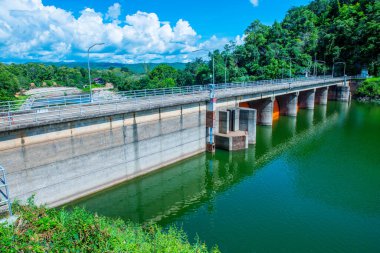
[0,102,206,206]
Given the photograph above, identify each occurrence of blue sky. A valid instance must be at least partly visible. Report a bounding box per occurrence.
[0,0,311,63]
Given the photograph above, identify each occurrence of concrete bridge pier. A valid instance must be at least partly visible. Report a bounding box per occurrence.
[276,93,299,117]
[239,108,257,144]
[315,87,329,105]
[299,89,316,110]
[248,97,274,126]
[336,86,351,102]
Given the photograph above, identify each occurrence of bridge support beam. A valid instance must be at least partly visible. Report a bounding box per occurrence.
[239,108,257,144]
[315,87,329,105]
[276,93,299,117]
[299,89,316,110]
[249,97,274,126]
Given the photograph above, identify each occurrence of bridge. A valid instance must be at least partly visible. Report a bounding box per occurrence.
[0,76,359,207]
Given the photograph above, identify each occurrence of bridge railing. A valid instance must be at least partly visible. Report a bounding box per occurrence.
[0,76,345,114]
[0,76,352,130]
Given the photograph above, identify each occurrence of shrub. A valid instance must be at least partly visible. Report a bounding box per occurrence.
[0,199,219,253]
[356,77,380,98]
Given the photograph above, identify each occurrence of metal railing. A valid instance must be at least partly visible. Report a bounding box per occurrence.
[0,76,358,131]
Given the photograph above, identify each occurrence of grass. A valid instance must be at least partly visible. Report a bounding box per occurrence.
[81,84,106,92]
[0,197,219,253]
[356,77,380,98]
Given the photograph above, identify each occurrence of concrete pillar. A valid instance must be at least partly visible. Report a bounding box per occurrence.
[218,110,230,134]
[277,92,298,117]
[228,108,240,131]
[239,108,257,144]
[315,87,329,105]
[299,89,316,110]
[249,97,274,126]
[336,86,351,102]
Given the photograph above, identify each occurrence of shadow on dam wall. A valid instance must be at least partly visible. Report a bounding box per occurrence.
[71,102,352,224]
[0,103,207,207]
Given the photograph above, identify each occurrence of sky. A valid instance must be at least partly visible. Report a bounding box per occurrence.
[0,0,311,63]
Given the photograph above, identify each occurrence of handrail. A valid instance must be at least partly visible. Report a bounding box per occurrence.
[0,76,360,114]
[0,76,360,131]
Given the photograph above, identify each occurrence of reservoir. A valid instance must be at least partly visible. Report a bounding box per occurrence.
[71,101,380,253]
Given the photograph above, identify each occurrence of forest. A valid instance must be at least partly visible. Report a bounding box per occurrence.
[0,0,378,100]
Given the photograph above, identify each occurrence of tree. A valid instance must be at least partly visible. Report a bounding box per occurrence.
[0,65,20,100]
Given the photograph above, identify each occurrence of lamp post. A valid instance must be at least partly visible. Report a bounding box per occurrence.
[315,60,326,78]
[87,43,105,102]
[285,57,295,79]
[192,49,216,152]
[332,61,346,77]
[332,61,347,85]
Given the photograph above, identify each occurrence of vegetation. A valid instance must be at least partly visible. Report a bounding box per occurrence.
[0,0,378,101]
[0,198,219,253]
[356,77,380,98]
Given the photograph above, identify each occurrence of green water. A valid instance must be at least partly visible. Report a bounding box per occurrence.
[72,101,380,253]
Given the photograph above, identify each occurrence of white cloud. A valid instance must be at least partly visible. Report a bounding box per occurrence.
[250,0,259,7]
[106,3,121,22]
[0,0,235,63]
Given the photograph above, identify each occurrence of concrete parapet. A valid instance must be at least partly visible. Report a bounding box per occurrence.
[215,131,248,151]
[276,93,298,117]
[239,108,257,144]
[315,87,329,105]
[218,110,230,134]
[299,89,316,110]
[248,97,274,126]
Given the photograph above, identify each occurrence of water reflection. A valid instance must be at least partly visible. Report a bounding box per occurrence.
[71,102,354,225]
[314,105,327,123]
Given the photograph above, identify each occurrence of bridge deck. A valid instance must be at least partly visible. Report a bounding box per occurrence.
[0,77,348,132]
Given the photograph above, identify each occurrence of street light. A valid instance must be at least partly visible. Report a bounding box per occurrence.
[332,61,346,78]
[192,49,216,152]
[315,60,326,78]
[87,43,105,102]
[284,57,295,79]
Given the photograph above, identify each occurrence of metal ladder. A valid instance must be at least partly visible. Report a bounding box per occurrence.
[0,165,12,216]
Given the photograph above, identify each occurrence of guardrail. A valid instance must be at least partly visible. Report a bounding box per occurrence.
[0,76,358,131]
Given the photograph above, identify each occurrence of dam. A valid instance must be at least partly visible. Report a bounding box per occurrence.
[0,76,358,206]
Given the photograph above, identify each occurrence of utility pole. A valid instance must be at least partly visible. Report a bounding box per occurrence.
[87,43,105,102]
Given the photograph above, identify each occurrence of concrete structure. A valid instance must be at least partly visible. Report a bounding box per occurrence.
[215,131,248,151]
[277,93,299,117]
[228,108,240,131]
[215,108,249,151]
[336,86,351,102]
[248,97,275,126]
[0,103,206,206]
[0,77,358,206]
[218,110,230,134]
[315,87,329,105]
[239,108,257,144]
[299,89,316,109]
